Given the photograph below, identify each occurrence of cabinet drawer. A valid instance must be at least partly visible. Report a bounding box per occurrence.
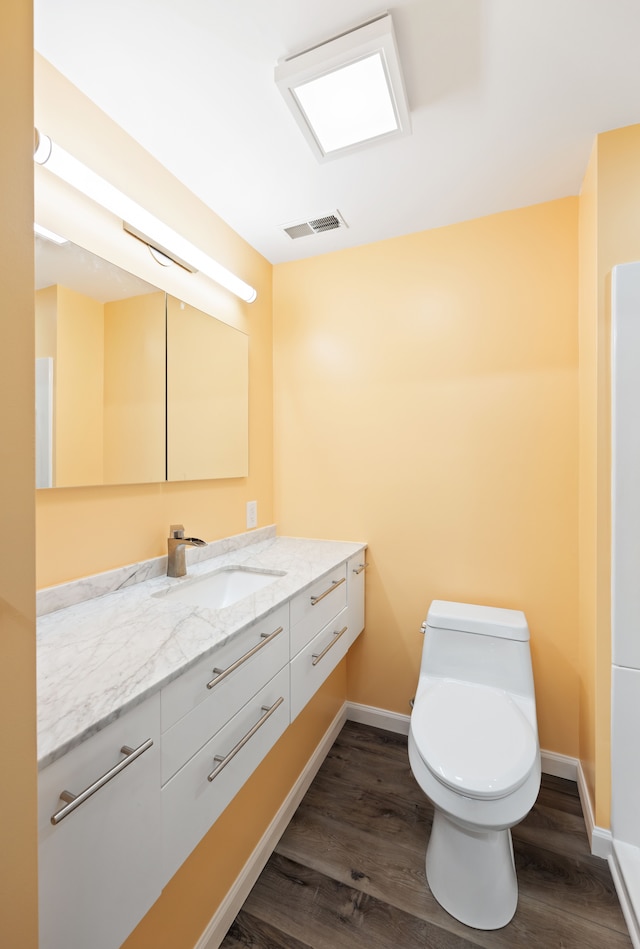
[162,665,290,883]
[161,606,289,782]
[38,694,162,949]
[290,606,354,720]
[162,611,289,784]
[290,564,347,657]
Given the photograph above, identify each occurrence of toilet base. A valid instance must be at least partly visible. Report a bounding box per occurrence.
[426,808,518,930]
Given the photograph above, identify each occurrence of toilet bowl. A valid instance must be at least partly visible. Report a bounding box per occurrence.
[408,600,540,930]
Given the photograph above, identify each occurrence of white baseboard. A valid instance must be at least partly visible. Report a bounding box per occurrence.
[539,749,578,781]
[576,760,613,859]
[345,702,613,859]
[195,703,347,949]
[609,841,640,949]
[345,700,410,735]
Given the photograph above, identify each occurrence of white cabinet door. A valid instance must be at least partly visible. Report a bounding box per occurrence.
[290,565,347,656]
[161,604,289,782]
[290,606,351,720]
[38,694,162,949]
[162,665,290,883]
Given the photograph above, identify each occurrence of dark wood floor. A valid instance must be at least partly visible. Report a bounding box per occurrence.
[220,721,631,949]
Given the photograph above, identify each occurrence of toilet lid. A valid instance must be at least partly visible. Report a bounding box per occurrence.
[412,680,537,800]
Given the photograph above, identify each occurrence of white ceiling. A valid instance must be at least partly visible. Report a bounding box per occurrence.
[34,0,640,266]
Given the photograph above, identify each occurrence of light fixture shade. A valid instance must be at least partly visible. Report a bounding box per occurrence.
[34,223,68,245]
[275,13,410,162]
[34,131,258,304]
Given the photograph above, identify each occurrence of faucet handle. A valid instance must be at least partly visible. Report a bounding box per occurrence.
[169,524,185,539]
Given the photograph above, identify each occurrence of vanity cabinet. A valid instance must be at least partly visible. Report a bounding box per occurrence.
[38,694,161,949]
[37,539,367,949]
[162,665,290,882]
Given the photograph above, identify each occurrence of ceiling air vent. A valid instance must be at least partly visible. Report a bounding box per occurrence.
[282,210,348,240]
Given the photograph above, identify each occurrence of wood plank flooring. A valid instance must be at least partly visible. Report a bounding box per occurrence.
[220,721,631,948]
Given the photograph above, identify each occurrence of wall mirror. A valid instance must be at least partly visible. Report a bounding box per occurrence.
[35,235,249,488]
[167,295,248,481]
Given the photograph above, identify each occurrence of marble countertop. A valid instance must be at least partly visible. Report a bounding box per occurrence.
[37,529,366,770]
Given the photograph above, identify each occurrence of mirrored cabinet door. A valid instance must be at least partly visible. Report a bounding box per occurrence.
[35,236,166,488]
[35,234,250,488]
[166,295,248,481]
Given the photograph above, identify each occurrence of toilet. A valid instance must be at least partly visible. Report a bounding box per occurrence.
[408,600,540,930]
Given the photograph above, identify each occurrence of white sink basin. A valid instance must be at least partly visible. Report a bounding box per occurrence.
[155,566,285,610]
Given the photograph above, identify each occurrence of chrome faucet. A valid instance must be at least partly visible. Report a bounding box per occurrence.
[167,524,207,578]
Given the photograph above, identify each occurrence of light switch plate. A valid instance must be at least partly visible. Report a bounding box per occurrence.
[246,500,258,529]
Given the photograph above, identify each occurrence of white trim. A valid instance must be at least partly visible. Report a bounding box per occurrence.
[591,825,614,860]
[195,704,348,949]
[345,701,410,734]
[540,749,578,781]
[576,759,613,859]
[609,844,640,949]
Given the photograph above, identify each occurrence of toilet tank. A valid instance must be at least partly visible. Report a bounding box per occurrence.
[420,600,535,698]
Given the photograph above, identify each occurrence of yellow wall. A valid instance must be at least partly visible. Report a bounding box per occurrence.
[274,199,580,757]
[579,123,640,828]
[0,1,38,944]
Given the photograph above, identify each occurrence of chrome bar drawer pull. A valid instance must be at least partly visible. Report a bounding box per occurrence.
[50,738,154,825]
[311,625,348,667]
[310,577,345,606]
[207,696,285,782]
[352,562,369,575]
[207,625,284,690]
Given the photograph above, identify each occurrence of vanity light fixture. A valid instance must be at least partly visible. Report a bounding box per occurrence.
[34,223,68,245]
[33,129,258,304]
[275,12,410,162]
[122,221,197,272]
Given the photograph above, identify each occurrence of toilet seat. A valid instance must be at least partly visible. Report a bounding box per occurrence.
[412,679,537,801]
